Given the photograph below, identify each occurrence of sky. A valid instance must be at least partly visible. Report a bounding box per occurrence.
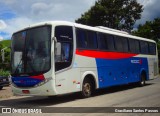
[0,0,160,41]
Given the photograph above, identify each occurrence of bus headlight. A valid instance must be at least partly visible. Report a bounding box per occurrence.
[34,77,52,87]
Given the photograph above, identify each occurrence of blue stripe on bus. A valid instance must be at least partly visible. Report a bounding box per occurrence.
[12,76,43,87]
[96,57,149,88]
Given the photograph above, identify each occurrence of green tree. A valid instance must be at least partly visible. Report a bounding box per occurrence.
[0,43,11,71]
[75,0,143,31]
[132,18,160,42]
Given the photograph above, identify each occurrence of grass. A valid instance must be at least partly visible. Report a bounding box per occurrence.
[0,40,11,47]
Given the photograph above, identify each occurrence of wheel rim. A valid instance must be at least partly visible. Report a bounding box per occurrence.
[83,83,91,96]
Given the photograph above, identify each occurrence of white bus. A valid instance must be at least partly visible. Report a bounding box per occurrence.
[11,21,159,97]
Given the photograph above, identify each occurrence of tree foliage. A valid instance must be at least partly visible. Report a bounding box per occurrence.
[132,18,160,42]
[0,42,11,71]
[75,0,143,31]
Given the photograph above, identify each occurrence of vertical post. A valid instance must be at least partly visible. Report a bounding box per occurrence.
[1,47,8,62]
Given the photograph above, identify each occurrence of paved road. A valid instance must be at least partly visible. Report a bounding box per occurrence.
[0,77,160,115]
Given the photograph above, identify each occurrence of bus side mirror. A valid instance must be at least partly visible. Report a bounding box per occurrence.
[55,42,61,57]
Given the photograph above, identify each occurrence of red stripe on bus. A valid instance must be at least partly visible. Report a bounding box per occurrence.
[76,49,138,59]
[31,75,45,80]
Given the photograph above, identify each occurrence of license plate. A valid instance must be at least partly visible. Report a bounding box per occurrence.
[3,79,6,81]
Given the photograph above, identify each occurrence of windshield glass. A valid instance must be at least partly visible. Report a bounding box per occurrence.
[11,26,51,76]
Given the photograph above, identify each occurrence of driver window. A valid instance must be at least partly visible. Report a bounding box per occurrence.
[55,26,73,71]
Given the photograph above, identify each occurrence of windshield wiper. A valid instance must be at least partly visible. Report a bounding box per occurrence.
[25,50,36,73]
[13,57,23,76]
[13,58,22,75]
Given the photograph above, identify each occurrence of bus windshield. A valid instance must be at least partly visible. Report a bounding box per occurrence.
[11,26,51,76]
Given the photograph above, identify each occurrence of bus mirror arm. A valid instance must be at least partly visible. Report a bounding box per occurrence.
[52,37,57,43]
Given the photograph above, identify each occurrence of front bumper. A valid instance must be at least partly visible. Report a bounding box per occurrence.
[11,79,57,96]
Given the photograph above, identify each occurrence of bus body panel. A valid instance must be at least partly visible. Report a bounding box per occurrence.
[55,68,81,94]
[75,50,150,89]
[96,57,149,88]
[147,57,158,80]
[55,54,98,94]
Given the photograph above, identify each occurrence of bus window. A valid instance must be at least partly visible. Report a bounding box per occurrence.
[87,31,97,49]
[98,33,115,51]
[55,26,73,42]
[76,29,87,48]
[98,33,107,50]
[129,39,136,53]
[140,41,149,54]
[149,43,156,55]
[134,40,140,53]
[76,28,97,49]
[61,43,70,62]
[121,37,129,52]
[55,26,73,71]
[114,36,123,52]
[106,34,115,51]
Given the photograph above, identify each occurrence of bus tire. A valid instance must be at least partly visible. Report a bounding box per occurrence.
[139,72,146,86]
[47,96,57,99]
[81,78,93,98]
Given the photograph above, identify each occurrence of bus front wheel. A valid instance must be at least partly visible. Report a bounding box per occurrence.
[81,78,93,98]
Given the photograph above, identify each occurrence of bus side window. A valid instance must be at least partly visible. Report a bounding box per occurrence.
[76,29,87,49]
[149,43,156,55]
[134,40,140,53]
[140,41,149,54]
[87,31,97,49]
[121,37,129,52]
[106,34,115,51]
[114,36,123,52]
[98,33,107,50]
[76,29,97,50]
[129,39,136,53]
[98,33,115,51]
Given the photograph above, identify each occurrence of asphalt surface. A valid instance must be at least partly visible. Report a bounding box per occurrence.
[0,77,160,115]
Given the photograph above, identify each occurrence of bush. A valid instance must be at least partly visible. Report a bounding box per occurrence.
[0,69,10,77]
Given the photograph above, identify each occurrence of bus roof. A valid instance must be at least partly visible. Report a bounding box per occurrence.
[13,21,156,43]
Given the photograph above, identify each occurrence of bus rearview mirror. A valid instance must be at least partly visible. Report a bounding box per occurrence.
[55,42,61,56]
